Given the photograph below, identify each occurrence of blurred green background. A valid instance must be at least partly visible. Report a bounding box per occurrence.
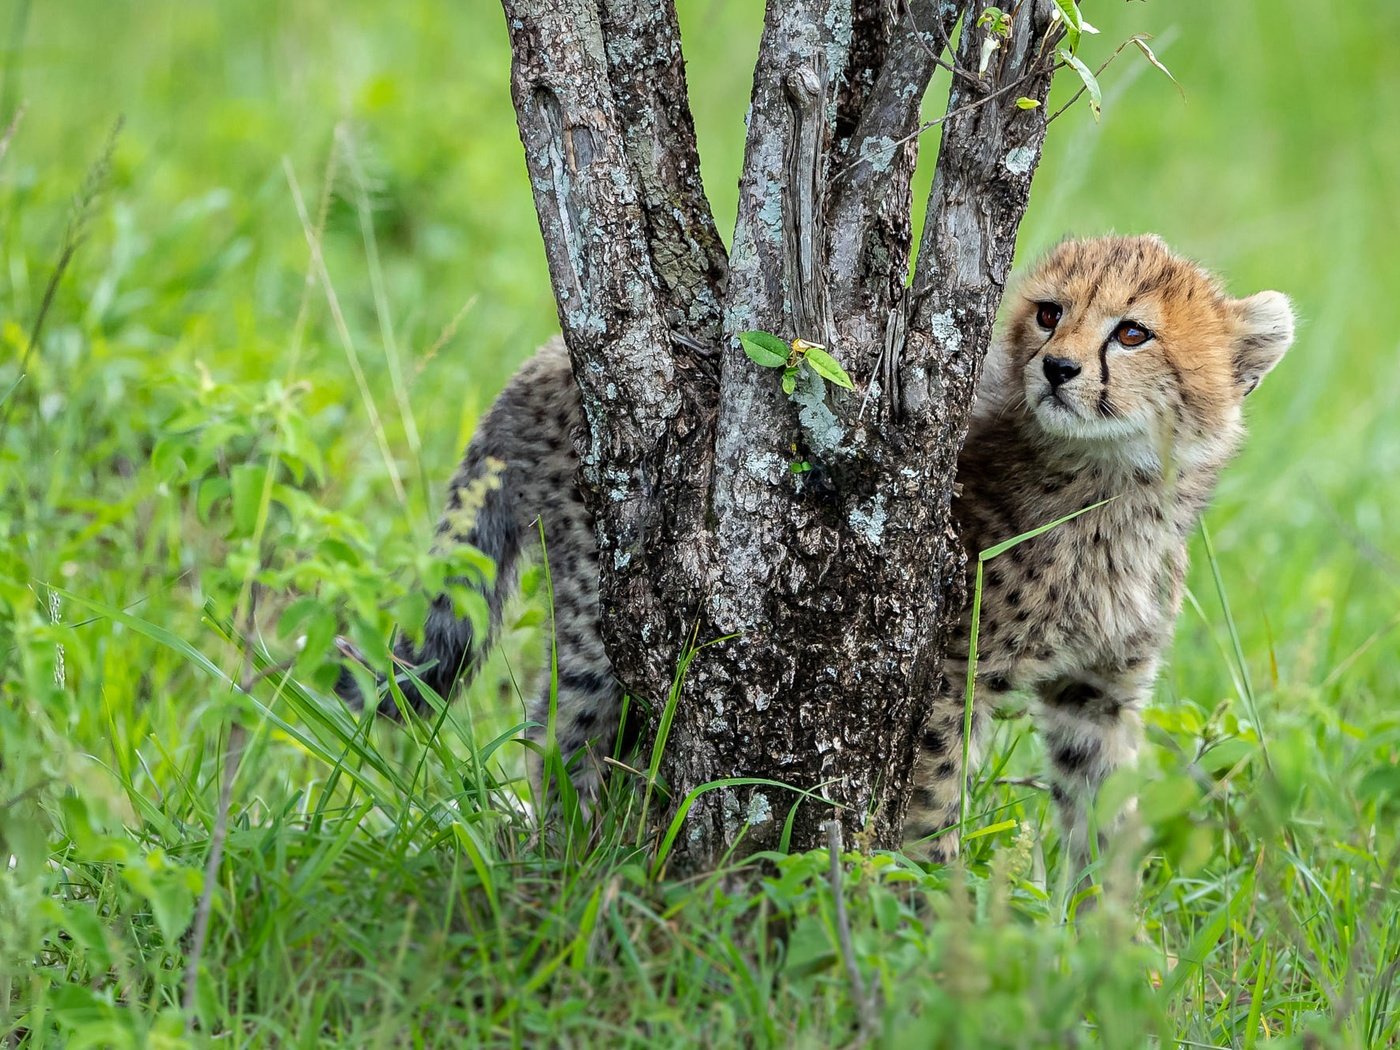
[8,0,1396,672]
[10,0,1395,704]
[3,0,1398,1043]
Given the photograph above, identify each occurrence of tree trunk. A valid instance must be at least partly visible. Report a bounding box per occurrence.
[500,0,1060,867]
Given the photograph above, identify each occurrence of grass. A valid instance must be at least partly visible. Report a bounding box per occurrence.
[2,0,1398,1046]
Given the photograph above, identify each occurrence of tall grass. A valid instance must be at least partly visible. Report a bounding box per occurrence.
[2,1,1397,1045]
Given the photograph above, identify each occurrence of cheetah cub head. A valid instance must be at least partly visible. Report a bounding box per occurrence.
[995,235,1294,468]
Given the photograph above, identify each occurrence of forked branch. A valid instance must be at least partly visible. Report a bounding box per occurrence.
[903,0,1060,422]
[598,0,728,348]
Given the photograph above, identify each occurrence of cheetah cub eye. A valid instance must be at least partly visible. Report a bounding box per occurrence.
[1112,321,1152,348]
[1035,302,1062,330]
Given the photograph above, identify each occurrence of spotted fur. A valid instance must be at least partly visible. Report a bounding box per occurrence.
[338,236,1294,868]
[335,339,623,802]
[905,234,1294,866]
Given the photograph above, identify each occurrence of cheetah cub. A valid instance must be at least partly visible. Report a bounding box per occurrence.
[906,234,1293,864]
[337,235,1294,868]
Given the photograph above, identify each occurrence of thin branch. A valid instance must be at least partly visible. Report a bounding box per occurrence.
[903,0,1060,422]
[897,0,979,85]
[825,820,878,1042]
[833,63,1058,184]
[239,655,297,693]
[597,0,728,346]
[1047,37,1133,124]
[181,722,246,1026]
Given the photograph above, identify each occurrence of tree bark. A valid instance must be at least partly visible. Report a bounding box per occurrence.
[501,0,1061,868]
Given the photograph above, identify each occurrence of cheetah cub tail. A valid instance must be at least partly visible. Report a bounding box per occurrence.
[335,339,582,719]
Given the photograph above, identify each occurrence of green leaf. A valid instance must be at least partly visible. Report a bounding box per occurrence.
[1138,773,1202,825]
[963,818,1017,842]
[1131,34,1186,100]
[739,330,789,369]
[781,368,798,395]
[293,604,337,678]
[802,347,854,390]
[1015,96,1041,110]
[1059,48,1102,121]
[1357,765,1400,814]
[196,476,230,524]
[277,595,324,639]
[230,461,269,537]
[1052,0,1083,52]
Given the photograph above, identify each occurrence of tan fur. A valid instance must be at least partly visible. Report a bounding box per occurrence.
[905,234,1294,869]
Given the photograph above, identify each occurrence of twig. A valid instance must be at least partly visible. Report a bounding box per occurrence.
[833,63,1057,183]
[0,100,26,168]
[410,294,479,384]
[995,775,1049,790]
[825,820,878,1042]
[181,722,246,1026]
[896,0,979,86]
[1046,38,1133,124]
[239,655,297,693]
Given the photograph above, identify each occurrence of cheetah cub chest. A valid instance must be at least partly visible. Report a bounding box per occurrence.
[906,235,1295,864]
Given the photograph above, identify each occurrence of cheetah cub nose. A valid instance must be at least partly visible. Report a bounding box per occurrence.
[1042,355,1082,389]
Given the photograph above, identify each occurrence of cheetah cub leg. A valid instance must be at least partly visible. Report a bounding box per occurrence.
[523,514,625,817]
[524,674,624,819]
[1035,664,1153,878]
[904,678,987,863]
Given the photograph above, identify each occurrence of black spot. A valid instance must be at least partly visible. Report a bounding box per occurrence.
[573,708,598,730]
[1045,680,1105,708]
[983,673,1013,693]
[1006,589,1023,607]
[1015,608,1030,623]
[921,728,947,755]
[1050,740,1096,775]
[987,567,1004,589]
[561,668,613,696]
[913,787,939,809]
[1050,782,1072,808]
[934,759,958,779]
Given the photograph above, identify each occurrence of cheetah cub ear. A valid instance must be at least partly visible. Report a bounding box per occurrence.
[1230,290,1295,397]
